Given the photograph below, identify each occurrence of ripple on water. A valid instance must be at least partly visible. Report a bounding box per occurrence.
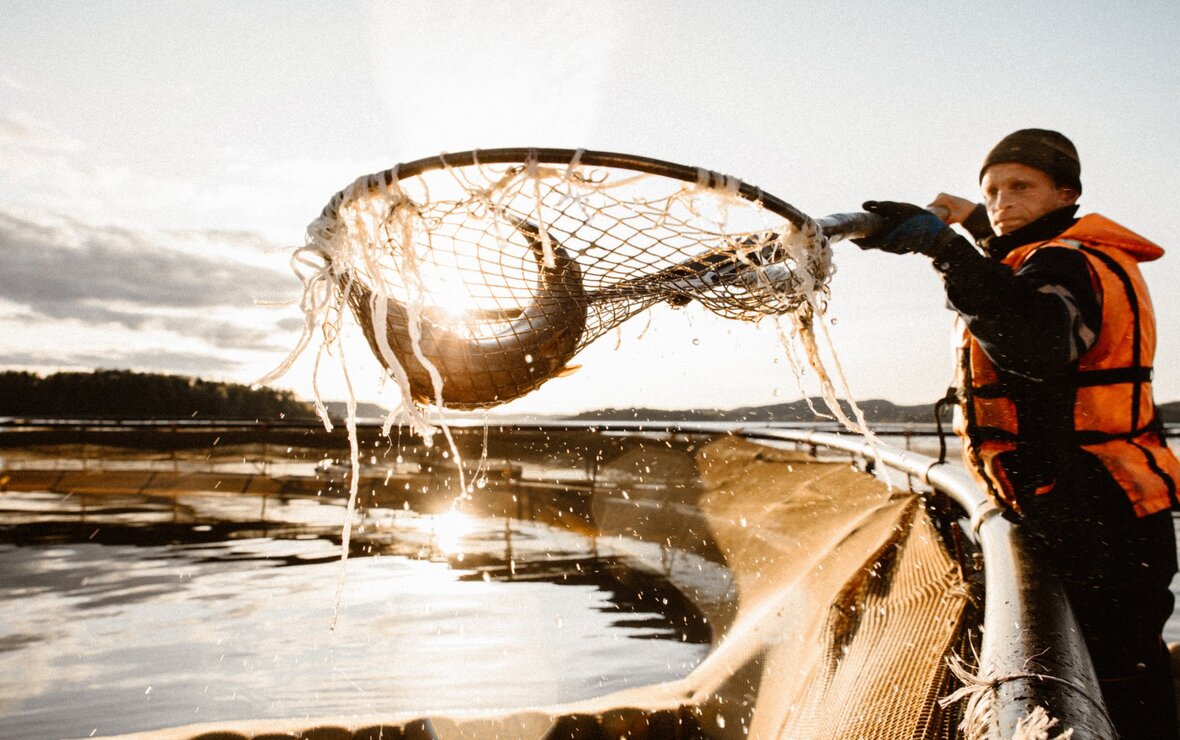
[0,492,710,739]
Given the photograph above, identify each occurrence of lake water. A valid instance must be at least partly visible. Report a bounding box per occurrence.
[1,430,1177,739]
[0,491,712,739]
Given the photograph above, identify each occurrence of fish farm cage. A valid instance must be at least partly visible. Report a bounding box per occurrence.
[0,417,1144,739]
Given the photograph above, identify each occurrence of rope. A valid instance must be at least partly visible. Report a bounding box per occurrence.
[939,652,1113,739]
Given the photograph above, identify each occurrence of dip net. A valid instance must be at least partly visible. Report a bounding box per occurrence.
[264,148,862,434]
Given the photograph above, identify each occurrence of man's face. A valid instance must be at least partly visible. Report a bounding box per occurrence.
[980,162,1079,235]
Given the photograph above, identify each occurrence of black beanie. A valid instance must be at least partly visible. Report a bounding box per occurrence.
[980,129,1082,194]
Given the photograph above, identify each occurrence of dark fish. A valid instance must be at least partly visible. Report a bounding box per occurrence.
[345,224,588,409]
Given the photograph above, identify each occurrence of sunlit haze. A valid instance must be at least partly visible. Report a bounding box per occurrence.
[3,1,1178,415]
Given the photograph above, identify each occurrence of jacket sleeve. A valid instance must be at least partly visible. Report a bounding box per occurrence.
[929,236,1102,380]
[961,203,994,242]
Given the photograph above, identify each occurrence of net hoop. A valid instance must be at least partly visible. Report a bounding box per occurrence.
[262,146,866,445]
[312,147,815,231]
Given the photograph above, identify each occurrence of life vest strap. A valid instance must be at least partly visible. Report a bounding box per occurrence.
[1073,424,1160,446]
[933,387,959,464]
[1074,366,1153,387]
[968,382,1008,399]
[967,366,1152,397]
[968,425,1018,444]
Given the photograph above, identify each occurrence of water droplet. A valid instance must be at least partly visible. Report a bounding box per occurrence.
[524,353,534,364]
[692,338,701,346]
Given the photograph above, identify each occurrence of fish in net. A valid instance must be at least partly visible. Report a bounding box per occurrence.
[262,148,886,435]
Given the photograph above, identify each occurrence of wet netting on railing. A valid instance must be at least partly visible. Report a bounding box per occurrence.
[654,437,971,739]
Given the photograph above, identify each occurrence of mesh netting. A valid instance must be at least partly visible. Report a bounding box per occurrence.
[263,149,838,424]
[683,437,970,739]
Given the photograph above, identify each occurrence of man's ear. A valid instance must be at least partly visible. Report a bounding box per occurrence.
[1057,186,1080,207]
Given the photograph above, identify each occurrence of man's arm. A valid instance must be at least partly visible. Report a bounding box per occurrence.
[849,198,1101,379]
[932,241,1101,379]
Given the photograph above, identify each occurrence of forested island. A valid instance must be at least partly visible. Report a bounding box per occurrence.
[0,370,313,420]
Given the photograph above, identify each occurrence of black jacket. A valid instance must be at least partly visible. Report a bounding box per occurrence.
[930,204,1100,380]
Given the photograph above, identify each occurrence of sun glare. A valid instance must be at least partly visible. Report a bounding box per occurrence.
[400,224,542,323]
[418,270,484,320]
[432,509,474,555]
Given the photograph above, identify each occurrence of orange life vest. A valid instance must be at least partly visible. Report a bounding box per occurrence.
[953,214,1180,517]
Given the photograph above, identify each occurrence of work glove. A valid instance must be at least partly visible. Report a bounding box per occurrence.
[852,201,956,256]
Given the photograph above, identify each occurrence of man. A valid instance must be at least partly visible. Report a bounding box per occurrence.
[854,129,1180,739]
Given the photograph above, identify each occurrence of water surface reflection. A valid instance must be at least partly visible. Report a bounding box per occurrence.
[0,491,709,739]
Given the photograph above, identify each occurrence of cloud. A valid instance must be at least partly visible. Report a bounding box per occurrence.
[275,316,306,332]
[0,209,297,310]
[34,307,291,352]
[0,113,353,245]
[0,209,303,356]
[3,349,244,377]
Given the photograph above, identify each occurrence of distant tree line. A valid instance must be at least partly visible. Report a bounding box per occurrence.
[575,398,1180,426]
[573,398,951,425]
[0,370,314,420]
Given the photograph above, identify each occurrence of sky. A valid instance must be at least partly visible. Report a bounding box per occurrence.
[2,1,1178,415]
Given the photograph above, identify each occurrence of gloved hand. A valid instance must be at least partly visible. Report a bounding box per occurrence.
[852,201,955,255]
